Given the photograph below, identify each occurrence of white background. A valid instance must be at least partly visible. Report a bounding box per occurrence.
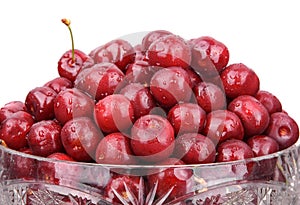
[0,0,299,124]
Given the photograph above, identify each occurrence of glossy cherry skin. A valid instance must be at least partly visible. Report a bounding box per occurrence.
[255,90,282,114]
[203,110,244,144]
[119,83,156,119]
[61,117,103,162]
[167,103,206,135]
[264,112,299,150]
[74,62,125,101]
[189,36,229,78]
[25,86,57,121]
[95,132,136,165]
[58,49,92,82]
[228,95,270,137]
[27,120,63,157]
[147,34,191,69]
[221,63,260,99]
[141,30,173,51]
[54,88,95,125]
[0,101,27,123]
[0,111,34,150]
[44,77,73,93]
[147,158,193,203]
[89,39,135,72]
[174,133,216,164]
[193,81,227,113]
[47,152,75,161]
[185,67,203,88]
[104,174,142,204]
[94,94,135,134]
[150,66,192,108]
[130,114,175,163]
[247,135,279,157]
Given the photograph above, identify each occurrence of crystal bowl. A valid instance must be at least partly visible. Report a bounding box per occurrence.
[0,138,299,205]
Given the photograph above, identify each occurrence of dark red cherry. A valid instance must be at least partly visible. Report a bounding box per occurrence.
[167,103,206,135]
[147,158,193,203]
[255,90,282,114]
[61,117,103,162]
[228,95,270,137]
[54,88,94,125]
[25,86,57,121]
[94,94,135,134]
[264,112,299,150]
[27,120,63,157]
[44,77,73,93]
[203,110,244,144]
[185,67,203,88]
[95,132,136,165]
[130,114,175,162]
[174,133,216,164]
[221,63,260,99]
[74,62,125,101]
[47,152,75,161]
[119,83,156,119]
[141,30,173,51]
[193,81,227,113]
[147,34,191,69]
[189,36,229,78]
[0,111,34,150]
[246,135,279,157]
[0,101,27,123]
[89,39,135,72]
[150,66,192,108]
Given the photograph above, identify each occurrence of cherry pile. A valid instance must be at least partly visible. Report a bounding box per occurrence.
[0,20,299,204]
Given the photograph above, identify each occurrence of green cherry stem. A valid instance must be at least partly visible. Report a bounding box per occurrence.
[61,18,75,62]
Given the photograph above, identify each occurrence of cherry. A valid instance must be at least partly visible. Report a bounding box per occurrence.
[141,30,173,51]
[150,66,192,108]
[202,110,244,144]
[54,88,95,125]
[228,95,270,137]
[89,39,135,72]
[221,63,260,99]
[246,135,279,157]
[94,94,135,134]
[74,62,125,101]
[0,101,27,123]
[193,81,227,113]
[185,67,203,88]
[44,77,73,93]
[255,90,282,114]
[119,83,156,119]
[167,102,206,135]
[147,158,193,203]
[25,86,57,121]
[27,120,63,157]
[174,133,216,164]
[60,117,103,162]
[95,132,136,165]
[47,152,75,161]
[0,111,34,150]
[264,112,299,150]
[147,34,191,69]
[58,19,92,82]
[189,36,229,78]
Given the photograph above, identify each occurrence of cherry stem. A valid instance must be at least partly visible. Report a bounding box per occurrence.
[61,18,75,62]
[0,139,7,147]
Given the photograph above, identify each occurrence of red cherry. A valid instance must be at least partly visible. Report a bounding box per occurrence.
[221,63,260,99]
[0,101,27,123]
[167,102,206,135]
[147,34,191,69]
[130,114,175,163]
[25,86,57,121]
[228,95,270,137]
[141,30,173,51]
[61,117,103,162]
[44,77,73,93]
[47,152,75,161]
[95,132,136,165]
[246,135,279,157]
[174,133,216,164]
[189,36,229,78]
[150,66,192,108]
[255,90,282,114]
[27,120,63,157]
